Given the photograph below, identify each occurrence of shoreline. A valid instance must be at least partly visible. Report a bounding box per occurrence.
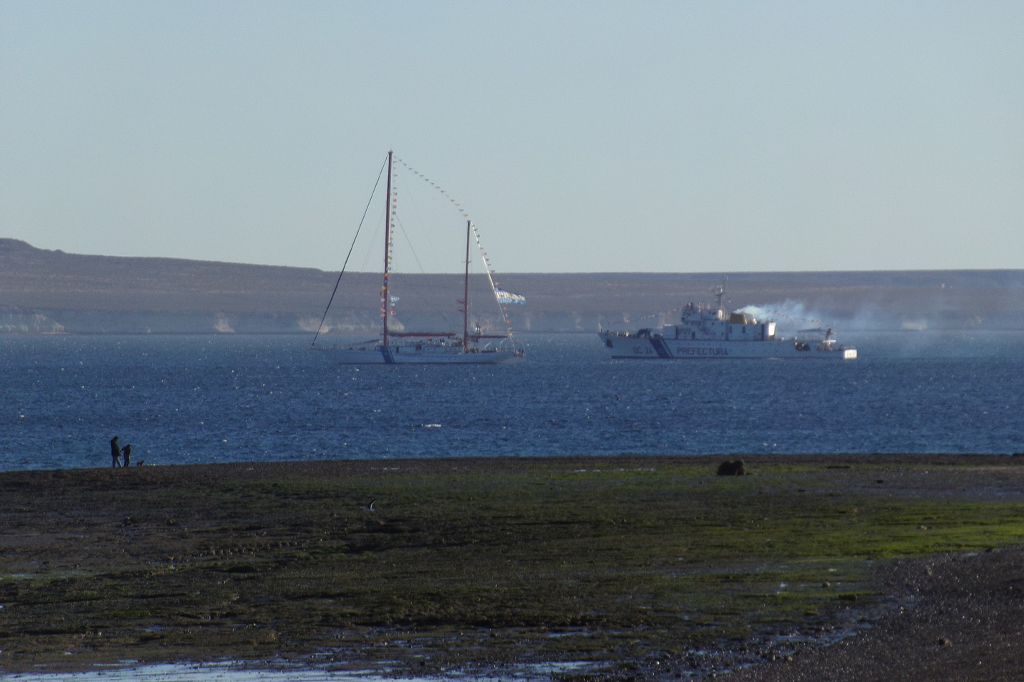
[2,454,1023,680]
[724,545,1024,681]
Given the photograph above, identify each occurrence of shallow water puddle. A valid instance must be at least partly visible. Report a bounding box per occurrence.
[5,664,386,682]
[6,661,595,681]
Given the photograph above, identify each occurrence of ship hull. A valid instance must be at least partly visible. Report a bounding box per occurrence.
[599,332,856,360]
[315,345,519,364]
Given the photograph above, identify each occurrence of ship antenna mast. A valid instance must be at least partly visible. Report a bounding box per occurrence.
[712,279,728,311]
[382,150,393,347]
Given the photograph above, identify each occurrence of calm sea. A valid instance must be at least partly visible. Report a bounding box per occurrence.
[1,332,1023,471]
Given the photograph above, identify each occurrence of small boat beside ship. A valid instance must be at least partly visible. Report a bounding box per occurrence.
[599,285,856,360]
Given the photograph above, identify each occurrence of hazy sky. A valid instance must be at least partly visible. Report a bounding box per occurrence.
[1,1,1022,273]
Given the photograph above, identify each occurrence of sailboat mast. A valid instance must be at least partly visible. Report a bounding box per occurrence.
[382,150,393,346]
[463,219,470,352]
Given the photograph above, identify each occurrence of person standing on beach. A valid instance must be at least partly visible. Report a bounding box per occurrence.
[110,435,121,468]
[121,444,131,467]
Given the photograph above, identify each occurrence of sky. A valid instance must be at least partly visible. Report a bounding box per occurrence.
[1,1,1022,274]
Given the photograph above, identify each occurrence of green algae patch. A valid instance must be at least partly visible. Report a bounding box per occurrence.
[1,455,1023,674]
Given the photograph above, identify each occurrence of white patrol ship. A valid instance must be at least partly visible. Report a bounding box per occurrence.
[599,286,857,360]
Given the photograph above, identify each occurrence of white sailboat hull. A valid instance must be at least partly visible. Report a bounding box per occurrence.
[599,332,857,360]
[315,344,519,364]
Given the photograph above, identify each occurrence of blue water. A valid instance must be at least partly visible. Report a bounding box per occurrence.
[2,332,1023,471]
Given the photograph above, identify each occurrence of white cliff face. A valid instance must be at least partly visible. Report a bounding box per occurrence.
[298,317,326,333]
[214,316,236,333]
[0,312,64,333]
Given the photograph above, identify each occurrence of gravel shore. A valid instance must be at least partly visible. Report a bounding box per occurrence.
[724,546,1024,682]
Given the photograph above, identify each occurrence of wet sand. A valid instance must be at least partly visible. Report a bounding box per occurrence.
[2,455,1024,680]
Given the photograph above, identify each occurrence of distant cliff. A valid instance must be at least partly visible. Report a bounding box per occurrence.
[1,238,1022,333]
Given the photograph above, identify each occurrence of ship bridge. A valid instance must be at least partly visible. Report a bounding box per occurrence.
[670,304,777,342]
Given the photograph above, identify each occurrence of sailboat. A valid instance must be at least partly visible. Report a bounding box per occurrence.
[311,151,524,364]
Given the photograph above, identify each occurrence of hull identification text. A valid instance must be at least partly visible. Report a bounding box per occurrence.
[673,346,729,356]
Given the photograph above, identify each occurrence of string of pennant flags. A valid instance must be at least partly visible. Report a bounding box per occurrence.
[379,174,398,322]
[392,157,525,342]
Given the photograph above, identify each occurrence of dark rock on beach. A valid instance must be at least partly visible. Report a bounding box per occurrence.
[717,459,747,476]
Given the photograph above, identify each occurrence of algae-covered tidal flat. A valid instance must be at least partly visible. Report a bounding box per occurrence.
[2,455,1024,677]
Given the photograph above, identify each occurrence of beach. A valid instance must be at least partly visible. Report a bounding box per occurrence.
[726,545,1024,681]
[2,455,1023,680]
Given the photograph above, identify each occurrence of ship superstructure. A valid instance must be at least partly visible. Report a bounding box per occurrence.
[599,286,856,360]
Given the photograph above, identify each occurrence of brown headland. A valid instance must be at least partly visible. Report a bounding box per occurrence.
[3,238,1023,334]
